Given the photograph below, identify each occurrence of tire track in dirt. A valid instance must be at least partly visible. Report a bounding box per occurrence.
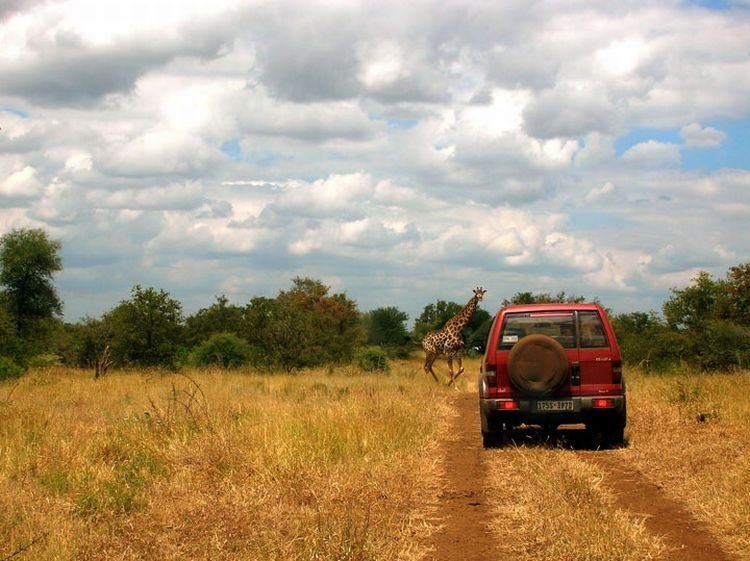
[581,451,737,561]
[427,392,504,561]
[429,392,737,561]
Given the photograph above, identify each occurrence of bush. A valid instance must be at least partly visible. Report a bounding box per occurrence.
[192,333,252,369]
[0,356,24,381]
[27,353,62,368]
[355,346,390,372]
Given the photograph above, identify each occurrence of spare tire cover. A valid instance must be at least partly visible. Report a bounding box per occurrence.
[507,334,568,396]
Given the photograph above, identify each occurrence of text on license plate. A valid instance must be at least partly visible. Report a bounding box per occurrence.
[537,400,574,411]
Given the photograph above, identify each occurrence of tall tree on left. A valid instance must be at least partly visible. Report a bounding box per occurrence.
[0,228,63,337]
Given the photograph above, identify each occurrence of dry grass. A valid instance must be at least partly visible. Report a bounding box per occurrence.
[624,367,750,558]
[485,447,665,561]
[0,362,450,561]
[4,358,747,561]
[475,365,750,561]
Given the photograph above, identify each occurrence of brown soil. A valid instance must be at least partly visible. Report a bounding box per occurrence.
[426,392,504,561]
[582,451,737,561]
[428,392,737,561]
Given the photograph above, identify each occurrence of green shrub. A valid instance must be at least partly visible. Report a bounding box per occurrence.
[27,353,62,368]
[192,332,251,369]
[355,346,390,372]
[0,356,24,380]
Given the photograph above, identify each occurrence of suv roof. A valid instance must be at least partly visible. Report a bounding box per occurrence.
[499,303,603,312]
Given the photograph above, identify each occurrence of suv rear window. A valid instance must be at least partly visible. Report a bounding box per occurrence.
[579,310,608,348]
[498,310,609,350]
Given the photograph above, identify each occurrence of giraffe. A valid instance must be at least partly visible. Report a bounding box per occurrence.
[422,287,486,386]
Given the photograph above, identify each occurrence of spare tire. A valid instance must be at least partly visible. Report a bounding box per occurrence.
[507,334,568,396]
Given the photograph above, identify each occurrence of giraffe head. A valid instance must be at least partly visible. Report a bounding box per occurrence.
[473,286,486,302]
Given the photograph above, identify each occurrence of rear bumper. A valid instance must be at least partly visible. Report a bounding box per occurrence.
[480,395,626,432]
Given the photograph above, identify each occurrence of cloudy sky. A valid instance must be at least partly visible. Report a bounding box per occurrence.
[1,0,749,323]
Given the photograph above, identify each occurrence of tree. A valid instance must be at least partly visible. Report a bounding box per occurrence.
[663,271,721,331]
[363,307,411,357]
[243,296,310,371]
[722,263,750,327]
[276,277,363,365]
[192,332,252,368]
[103,285,183,367]
[0,228,62,337]
[501,291,586,306]
[0,302,21,360]
[412,300,462,342]
[184,295,245,346]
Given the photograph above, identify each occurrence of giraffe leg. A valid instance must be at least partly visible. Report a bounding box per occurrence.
[424,352,439,382]
[446,355,456,386]
[450,354,465,387]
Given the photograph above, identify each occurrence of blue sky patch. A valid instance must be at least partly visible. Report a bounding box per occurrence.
[681,0,730,9]
[682,119,750,170]
[1,107,29,118]
[220,139,242,160]
[370,115,418,130]
[616,121,749,171]
[569,211,629,230]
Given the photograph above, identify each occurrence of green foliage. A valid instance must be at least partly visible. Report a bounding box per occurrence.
[27,353,62,368]
[363,307,411,357]
[183,295,245,347]
[0,303,21,361]
[611,311,676,370]
[663,271,721,330]
[192,332,251,368]
[243,296,311,371]
[0,356,24,381]
[355,346,390,372]
[276,277,364,367]
[466,315,493,352]
[614,264,750,372]
[686,320,750,371]
[65,317,107,368]
[103,285,183,368]
[0,228,62,337]
[721,263,750,327]
[501,291,588,306]
[412,300,462,341]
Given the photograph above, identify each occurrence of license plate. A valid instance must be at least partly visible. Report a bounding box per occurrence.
[537,400,574,412]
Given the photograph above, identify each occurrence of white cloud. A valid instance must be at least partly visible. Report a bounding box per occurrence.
[680,123,726,147]
[1,0,749,322]
[596,36,650,77]
[100,130,223,177]
[585,181,617,203]
[621,140,681,167]
[0,165,44,198]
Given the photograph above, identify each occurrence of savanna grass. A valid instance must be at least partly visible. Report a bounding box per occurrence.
[484,446,665,561]
[476,366,750,560]
[624,367,750,558]
[0,361,449,561]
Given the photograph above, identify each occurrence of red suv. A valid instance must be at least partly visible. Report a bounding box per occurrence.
[479,303,626,448]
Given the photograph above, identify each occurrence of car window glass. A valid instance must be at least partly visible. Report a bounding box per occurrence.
[498,312,576,349]
[579,311,608,348]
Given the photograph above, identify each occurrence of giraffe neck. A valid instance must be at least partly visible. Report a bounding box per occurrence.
[445,295,478,331]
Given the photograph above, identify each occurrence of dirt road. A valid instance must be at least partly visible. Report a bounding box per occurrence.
[428,392,736,561]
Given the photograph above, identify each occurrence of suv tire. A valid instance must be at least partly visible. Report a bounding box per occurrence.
[507,334,568,396]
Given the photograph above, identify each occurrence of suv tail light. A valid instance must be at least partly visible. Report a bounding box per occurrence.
[498,400,520,410]
[612,361,623,384]
[593,398,614,408]
[485,368,497,387]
